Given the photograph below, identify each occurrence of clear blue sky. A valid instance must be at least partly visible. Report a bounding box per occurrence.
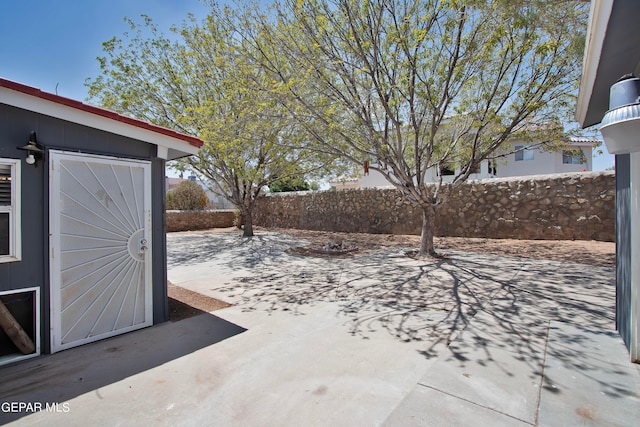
[0,0,614,171]
[0,0,210,101]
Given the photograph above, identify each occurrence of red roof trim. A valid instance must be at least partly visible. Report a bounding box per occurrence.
[0,78,203,148]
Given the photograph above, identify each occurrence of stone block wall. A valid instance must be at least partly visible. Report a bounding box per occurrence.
[166,210,238,232]
[253,171,615,241]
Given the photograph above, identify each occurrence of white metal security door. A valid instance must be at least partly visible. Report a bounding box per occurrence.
[50,151,152,353]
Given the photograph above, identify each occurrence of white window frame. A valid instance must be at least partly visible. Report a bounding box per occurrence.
[0,158,21,263]
[562,149,586,165]
[515,145,535,161]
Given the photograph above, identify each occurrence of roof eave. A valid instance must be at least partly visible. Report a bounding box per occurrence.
[576,0,640,129]
[0,78,202,159]
[576,0,614,128]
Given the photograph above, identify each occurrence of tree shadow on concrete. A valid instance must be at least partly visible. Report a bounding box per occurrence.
[539,323,640,404]
[0,313,246,425]
[215,246,616,389]
[167,230,306,269]
[168,230,626,402]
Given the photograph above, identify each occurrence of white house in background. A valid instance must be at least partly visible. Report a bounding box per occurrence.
[332,137,600,189]
[328,177,360,189]
[491,137,598,178]
[166,176,234,209]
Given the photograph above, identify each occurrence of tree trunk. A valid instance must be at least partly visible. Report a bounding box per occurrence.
[419,203,437,256]
[242,206,254,237]
[236,212,243,230]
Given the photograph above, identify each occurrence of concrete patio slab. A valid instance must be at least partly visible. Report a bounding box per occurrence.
[2,301,451,426]
[414,335,545,424]
[445,310,549,360]
[0,313,247,425]
[538,322,640,426]
[383,384,532,427]
[1,229,637,426]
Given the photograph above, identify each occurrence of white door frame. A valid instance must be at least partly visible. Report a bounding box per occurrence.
[49,150,152,353]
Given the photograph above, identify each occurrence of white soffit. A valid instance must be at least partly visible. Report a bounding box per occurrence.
[576,0,614,127]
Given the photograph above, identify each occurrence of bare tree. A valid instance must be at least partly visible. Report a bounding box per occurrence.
[243,0,587,254]
[87,11,337,236]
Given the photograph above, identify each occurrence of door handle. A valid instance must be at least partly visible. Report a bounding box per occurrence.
[139,238,148,254]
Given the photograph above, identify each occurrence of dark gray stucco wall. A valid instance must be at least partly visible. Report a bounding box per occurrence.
[152,157,168,324]
[0,103,169,354]
[0,105,48,293]
[616,154,631,349]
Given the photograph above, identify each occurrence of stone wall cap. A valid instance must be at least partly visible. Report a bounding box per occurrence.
[479,171,613,184]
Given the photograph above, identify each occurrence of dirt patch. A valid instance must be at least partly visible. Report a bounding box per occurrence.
[434,236,615,267]
[168,282,231,322]
[267,227,615,268]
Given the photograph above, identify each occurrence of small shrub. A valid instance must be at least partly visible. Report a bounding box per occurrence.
[269,175,310,192]
[166,181,208,210]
